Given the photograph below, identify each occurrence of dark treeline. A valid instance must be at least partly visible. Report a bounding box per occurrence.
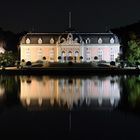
[111,21,140,59]
[1,21,140,58]
[0,28,27,52]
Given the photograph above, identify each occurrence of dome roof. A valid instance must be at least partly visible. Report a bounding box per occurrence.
[20,32,120,45]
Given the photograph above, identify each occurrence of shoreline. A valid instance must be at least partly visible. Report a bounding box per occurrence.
[0,67,140,75]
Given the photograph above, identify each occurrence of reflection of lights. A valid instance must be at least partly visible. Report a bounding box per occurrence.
[50,99,54,106]
[98,97,102,106]
[110,97,114,106]
[26,98,30,106]
[86,98,90,106]
[38,98,42,106]
[0,86,4,96]
[20,76,121,110]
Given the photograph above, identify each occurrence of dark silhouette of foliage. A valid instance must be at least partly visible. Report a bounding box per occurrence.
[110,61,116,66]
[58,56,61,60]
[42,56,46,60]
[26,61,32,66]
[68,61,73,66]
[94,56,98,60]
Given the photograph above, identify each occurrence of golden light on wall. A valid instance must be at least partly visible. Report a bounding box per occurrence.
[19,76,120,110]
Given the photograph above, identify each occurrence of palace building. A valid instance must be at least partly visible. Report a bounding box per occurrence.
[19,30,120,63]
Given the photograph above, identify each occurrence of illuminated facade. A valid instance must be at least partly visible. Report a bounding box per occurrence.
[20,31,120,63]
[20,76,120,110]
[0,41,5,54]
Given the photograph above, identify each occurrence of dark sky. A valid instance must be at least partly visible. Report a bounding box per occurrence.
[0,0,140,33]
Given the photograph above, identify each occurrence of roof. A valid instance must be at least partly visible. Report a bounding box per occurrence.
[20,32,120,45]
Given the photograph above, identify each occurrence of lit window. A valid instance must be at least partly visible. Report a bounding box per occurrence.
[110,38,115,44]
[110,55,114,61]
[98,49,103,60]
[86,58,90,60]
[37,48,42,60]
[68,51,72,56]
[86,38,90,44]
[61,51,65,56]
[68,33,73,39]
[50,38,54,44]
[26,48,31,61]
[75,51,79,57]
[98,55,102,60]
[50,49,54,56]
[38,38,42,44]
[110,48,114,61]
[26,38,30,44]
[98,38,102,44]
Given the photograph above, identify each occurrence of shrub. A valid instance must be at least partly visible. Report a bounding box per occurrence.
[110,61,116,66]
[94,56,98,60]
[26,61,32,66]
[68,61,73,66]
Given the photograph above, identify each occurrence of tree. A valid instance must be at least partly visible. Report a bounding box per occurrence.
[26,61,32,67]
[42,56,46,61]
[0,51,17,67]
[20,59,25,68]
[126,40,140,64]
[80,56,83,62]
[58,56,61,62]
[21,59,25,62]
[94,56,98,61]
[110,61,115,66]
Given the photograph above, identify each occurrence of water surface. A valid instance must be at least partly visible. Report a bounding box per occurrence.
[0,75,140,139]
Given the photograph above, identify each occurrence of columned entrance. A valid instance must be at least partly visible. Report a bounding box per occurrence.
[60,50,80,63]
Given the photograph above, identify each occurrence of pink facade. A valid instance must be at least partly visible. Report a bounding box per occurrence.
[20,32,120,63]
[20,76,120,109]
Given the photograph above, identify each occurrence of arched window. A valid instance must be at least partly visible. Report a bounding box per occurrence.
[110,38,115,44]
[67,33,73,39]
[26,38,30,44]
[61,51,65,56]
[38,38,42,44]
[68,51,72,56]
[50,38,54,44]
[75,51,79,57]
[98,38,102,44]
[86,38,90,44]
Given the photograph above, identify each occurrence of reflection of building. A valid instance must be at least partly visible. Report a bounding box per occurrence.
[20,76,120,110]
[0,85,5,97]
[20,76,58,107]
[84,76,120,106]
[20,31,120,63]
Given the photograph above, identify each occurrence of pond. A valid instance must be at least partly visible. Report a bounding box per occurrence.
[0,75,140,139]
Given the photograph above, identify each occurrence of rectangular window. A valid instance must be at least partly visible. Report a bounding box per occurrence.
[37,49,42,60]
[26,49,31,61]
[98,55,102,61]
[110,55,114,61]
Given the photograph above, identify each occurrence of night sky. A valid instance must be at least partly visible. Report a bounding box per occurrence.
[0,0,140,33]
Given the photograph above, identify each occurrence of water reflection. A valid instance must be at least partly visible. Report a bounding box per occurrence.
[122,75,140,108]
[20,76,120,110]
[0,75,140,113]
